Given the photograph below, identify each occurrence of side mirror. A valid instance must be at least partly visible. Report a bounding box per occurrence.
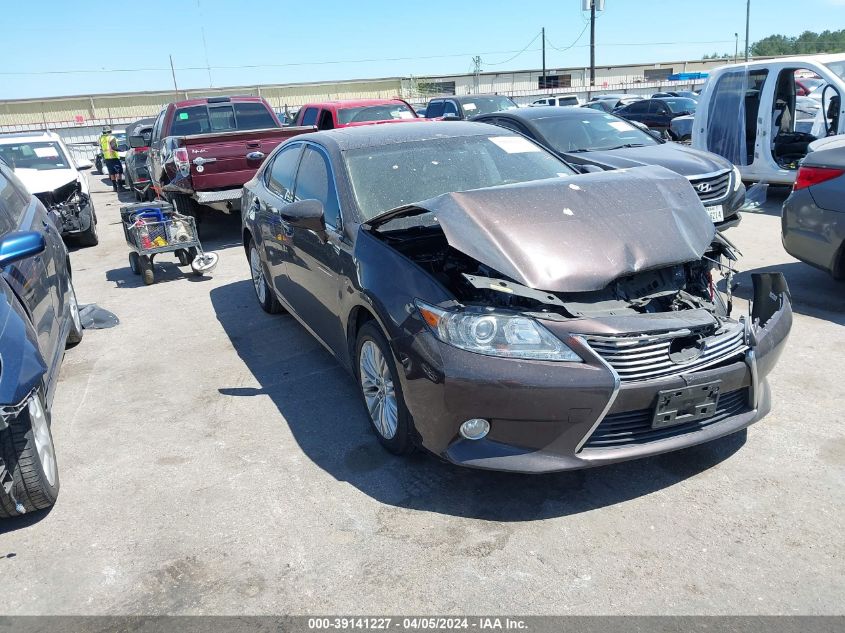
[75,158,93,170]
[129,135,147,148]
[442,113,461,121]
[0,231,46,268]
[280,199,326,237]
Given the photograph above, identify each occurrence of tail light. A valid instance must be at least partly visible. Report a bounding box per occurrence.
[793,166,844,190]
[173,147,190,175]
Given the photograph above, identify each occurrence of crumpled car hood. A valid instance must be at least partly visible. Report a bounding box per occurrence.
[368,165,715,293]
[13,168,78,195]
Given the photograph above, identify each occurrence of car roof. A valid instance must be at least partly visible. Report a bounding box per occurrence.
[291,121,516,152]
[0,130,61,143]
[301,99,409,109]
[476,105,605,122]
[432,94,514,103]
[172,95,265,108]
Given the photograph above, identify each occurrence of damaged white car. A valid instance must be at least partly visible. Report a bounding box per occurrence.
[0,131,98,246]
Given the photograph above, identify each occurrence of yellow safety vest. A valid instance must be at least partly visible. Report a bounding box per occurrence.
[100,134,119,160]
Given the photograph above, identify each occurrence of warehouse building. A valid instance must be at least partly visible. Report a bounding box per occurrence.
[0,57,730,159]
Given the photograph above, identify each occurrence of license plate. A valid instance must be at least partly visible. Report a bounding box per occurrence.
[706,205,724,222]
[652,381,721,429]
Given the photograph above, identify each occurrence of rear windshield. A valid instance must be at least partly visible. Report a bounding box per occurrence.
[338,103,416,125]
[662,98,697,113]
[459,96,519,117]
[170,102,279,136]
[344,134,576,220]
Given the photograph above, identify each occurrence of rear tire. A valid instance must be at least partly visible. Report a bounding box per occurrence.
[248,239,281,314]
[169,193,201,238]
[140,255,155,285]
[355,321,415,456]
[0,390,60,519]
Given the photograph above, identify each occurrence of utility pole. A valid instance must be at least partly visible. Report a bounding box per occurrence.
[589,1,596,86]
[169,55,178,93]
[734,33,739,63]
[744,0,751,61]
[472,56,482,94]
[541,27,546,89]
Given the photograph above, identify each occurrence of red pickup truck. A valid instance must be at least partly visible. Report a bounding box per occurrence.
[143,96,312,219]
[293,98,419,130]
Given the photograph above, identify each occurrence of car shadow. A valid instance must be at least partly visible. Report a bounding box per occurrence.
[732,261,845,324]
[0,507,52,534]
[210,279,747,522]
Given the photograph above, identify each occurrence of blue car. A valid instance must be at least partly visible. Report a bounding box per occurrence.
[0,158,83,519]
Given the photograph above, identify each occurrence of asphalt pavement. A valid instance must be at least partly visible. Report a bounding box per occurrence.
[0,175,842,615]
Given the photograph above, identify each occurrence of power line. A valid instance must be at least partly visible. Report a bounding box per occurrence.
[547,21,590,52]
[485,31,542,66]
[3,38,841,77]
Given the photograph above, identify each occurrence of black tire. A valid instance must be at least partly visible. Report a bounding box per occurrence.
[129,252,140,274]
[65,282,84,347]
[96,157,105,175]
[248,239,282,314]
[76,211,99,247]
[355,321,415,455]
[140,255,155,285]
[176,249,191,266]
[0,390,60,518]
[170,193,202,238]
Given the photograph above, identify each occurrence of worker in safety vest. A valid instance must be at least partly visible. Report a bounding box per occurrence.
[98,127,126,192]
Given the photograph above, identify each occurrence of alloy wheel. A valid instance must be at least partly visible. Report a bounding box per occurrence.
[359,340,398,439]
[249,246,266,304]
[29,394,57,487]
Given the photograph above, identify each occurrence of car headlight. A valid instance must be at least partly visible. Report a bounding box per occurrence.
[415,300,582,362]
[732,165,742,192]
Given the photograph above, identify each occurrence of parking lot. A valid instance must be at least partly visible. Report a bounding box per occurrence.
[1,174,842,615]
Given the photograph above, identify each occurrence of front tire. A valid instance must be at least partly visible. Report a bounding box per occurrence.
[76,210,99,247]
[355,322,414,455]
[140,255,155,285]
[0,390,60,518]
[248,239,281,314]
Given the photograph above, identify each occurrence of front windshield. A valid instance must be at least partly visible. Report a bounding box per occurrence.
[460,96,518,117]
[0,141,71,171]
[824,61,845,83]
[662,98,697,113]
[532,113,659,152]
[339,103,416,125]
[345,134,576,220]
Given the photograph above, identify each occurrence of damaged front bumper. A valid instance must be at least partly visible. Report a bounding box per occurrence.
[398,273,791,473]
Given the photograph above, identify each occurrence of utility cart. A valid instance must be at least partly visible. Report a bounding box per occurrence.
[120,202,218,285]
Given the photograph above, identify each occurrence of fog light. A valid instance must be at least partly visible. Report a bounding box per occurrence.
[460,418,490,440]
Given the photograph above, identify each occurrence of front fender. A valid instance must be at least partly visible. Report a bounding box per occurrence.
[0,285,47,407]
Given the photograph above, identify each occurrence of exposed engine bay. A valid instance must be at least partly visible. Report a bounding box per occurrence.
[34,179,91,234]
[374,223,738,321]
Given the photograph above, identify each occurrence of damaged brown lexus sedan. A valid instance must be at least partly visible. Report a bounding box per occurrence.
[241,122,792,473]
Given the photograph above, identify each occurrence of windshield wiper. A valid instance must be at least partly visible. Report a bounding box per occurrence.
[600,143,648,150]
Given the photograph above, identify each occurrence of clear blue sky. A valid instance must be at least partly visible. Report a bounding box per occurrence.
[3,0,844,99]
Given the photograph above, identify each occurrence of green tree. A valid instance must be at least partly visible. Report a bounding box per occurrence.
[751,29,845,56]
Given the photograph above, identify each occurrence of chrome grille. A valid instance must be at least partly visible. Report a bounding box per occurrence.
[583,388,749,449]
[688,170,731,203]
[585,322,747,382]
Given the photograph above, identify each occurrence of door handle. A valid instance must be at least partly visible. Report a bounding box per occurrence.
[41,220,51,232]
[246,151,265,161]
